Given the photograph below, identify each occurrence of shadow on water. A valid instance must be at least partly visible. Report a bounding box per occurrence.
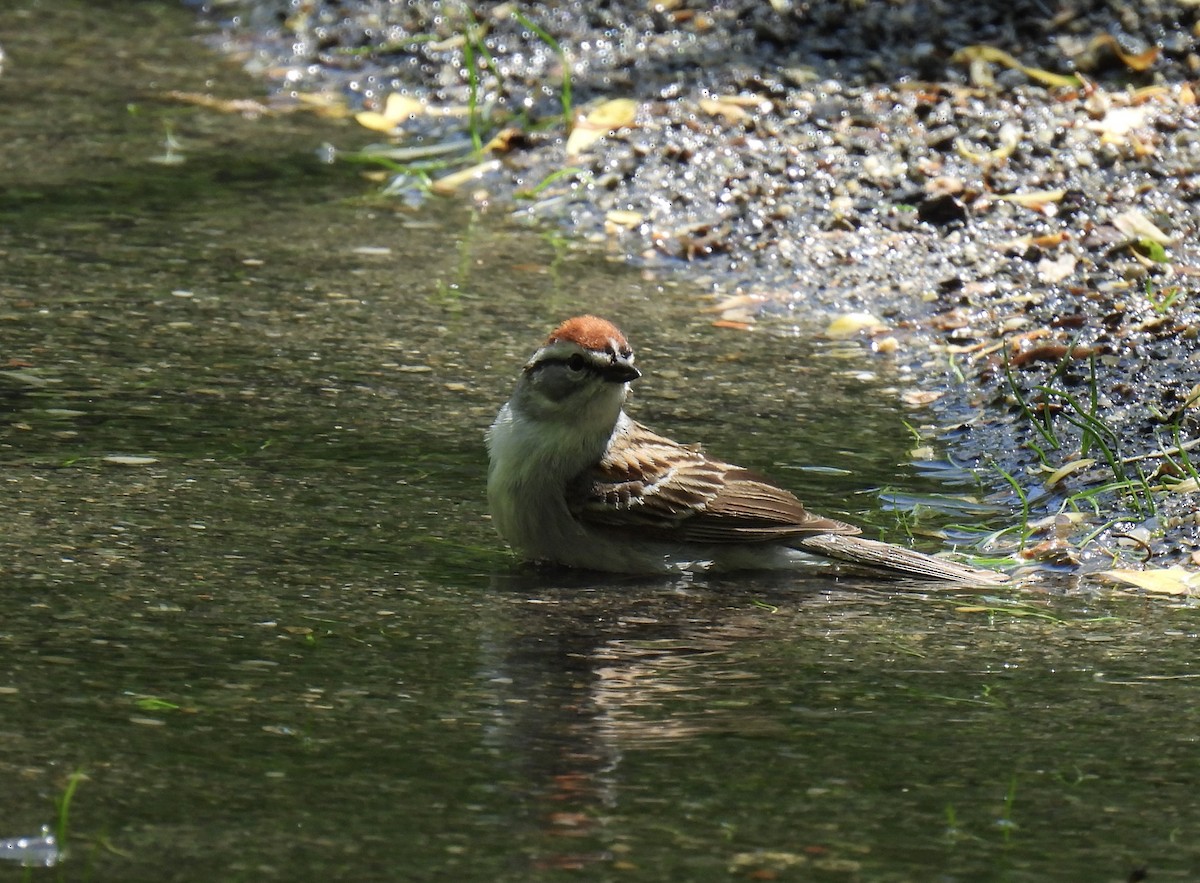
[1,2,1197,881]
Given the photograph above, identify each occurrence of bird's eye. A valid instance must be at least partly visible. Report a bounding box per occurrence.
[566,354,587,372]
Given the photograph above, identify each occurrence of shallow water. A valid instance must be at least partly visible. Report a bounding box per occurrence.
[1,3,1198,881]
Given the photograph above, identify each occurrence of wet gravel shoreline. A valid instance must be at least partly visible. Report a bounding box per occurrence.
[196,0,1200,574]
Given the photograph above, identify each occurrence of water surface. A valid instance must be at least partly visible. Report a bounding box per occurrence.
[1,3,1198,881]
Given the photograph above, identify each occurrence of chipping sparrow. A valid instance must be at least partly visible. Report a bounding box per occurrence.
[487,315,1007,583]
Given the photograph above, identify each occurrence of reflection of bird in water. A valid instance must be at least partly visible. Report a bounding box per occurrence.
[477,571,890,870]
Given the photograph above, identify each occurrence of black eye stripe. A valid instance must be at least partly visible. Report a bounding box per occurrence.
[527,347,636,382]
[529,355,598,375]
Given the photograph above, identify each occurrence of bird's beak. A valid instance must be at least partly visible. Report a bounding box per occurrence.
[602,358,640,384]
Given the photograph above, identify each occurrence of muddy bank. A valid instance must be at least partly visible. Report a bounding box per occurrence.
[195,0,1200,575]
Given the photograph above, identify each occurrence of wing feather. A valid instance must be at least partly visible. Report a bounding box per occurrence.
[569,419,860,544]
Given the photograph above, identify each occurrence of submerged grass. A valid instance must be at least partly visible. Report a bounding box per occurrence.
[514,166,589,199]
[461,11,508,152]
[1146,280,1184,314]
[1003,345,1060,459]
[990,461,1032,553]
[1004,341,1157,527]
[510,10,573,126]
[463,33,483,152]
[339,10,578,203]
[335,33,440,56]
[55,770,86,850]
[997,776,1019,843]
[1162,424,1200,486]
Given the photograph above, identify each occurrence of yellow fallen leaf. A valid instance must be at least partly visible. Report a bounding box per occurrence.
[706,94,765,108]
[293,91,343,108]
[955,124,1021,165]
[900,389,943,406]
[355,93,424,133]
[998,189,1066,210]
[164,91,272,117]
[699,97,749,123]
[1087,34,1160,72]
[1112,208,1174,245]
[952,45,1080,88]
[1043,458,1095,488]
[1165,477,1200,493]
[429,159,501,195]
[380,92,424,120]
[965,56,995,89]
[1131,85,1171,104]
[604,209,644,230]
[587,97,638,129]
[824,311,886,339]
[1031,231,1071,248]
[566,98,638,156]
[1027,511,1089,531]
[482,127,523,154]
[1098,566,1200,595]
[704,293,769,321]
[292,91,352,118]
[355,112,395,132]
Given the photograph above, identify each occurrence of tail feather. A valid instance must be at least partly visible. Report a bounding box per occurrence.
[799,534,1008,584]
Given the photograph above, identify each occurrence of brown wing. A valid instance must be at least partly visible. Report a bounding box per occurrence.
[570,419,860,544]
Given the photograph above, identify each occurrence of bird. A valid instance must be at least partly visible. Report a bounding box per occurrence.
[486,315,1007,583]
